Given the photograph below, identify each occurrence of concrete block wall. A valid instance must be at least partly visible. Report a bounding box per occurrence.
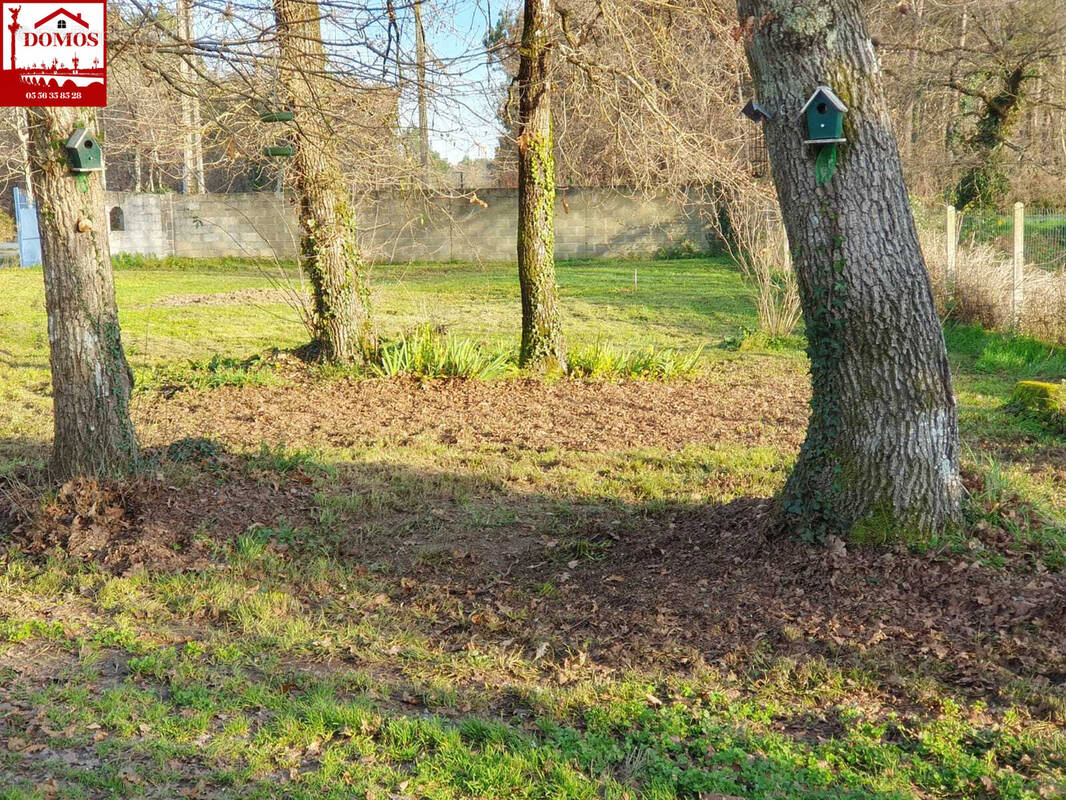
[107,193,169,257]
[105,188,712,263]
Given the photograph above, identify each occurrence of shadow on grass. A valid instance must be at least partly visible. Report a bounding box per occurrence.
[1,439,1064,798]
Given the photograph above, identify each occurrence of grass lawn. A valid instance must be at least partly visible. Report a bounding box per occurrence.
[0,256,1064,799]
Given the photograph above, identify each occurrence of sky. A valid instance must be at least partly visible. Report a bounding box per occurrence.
[187,0,508,165]
[409,0,507,163]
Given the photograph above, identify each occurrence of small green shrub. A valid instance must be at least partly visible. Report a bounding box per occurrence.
[137,354,278,393]
[567,342,703,379]
[720,326,804,353]
[654,239,706,260]
[0,209,15,242]
[248,442,329,476]
[369,325,514,379]
[166,436,224,463]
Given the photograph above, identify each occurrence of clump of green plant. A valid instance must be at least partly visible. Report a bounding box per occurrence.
[567,342,703,379]
[247,442,330,476]
[720,326,804,353]
[369,324,515,379]
[165,436,224,464]
[0,209,15,242]
[654,239,706,260]
[136,354,278,393]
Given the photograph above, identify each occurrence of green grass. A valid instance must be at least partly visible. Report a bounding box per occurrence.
[0,540,1062,798]
[0,257,757,463]
[1,258,1064,797]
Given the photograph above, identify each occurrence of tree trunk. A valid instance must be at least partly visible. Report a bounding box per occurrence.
[26,107,138,478]
[413,0,430,176]
[16,108,33,200]
[899,0,923,166]
[736,0,961,539]
[952,65,1027,210]
[177,0,205,194]
[273,0,375,363]
[516,0,565,371]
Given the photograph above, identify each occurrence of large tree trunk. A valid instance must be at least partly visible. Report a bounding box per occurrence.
[737,0,961,539]
[26,107,138,478]
[516,0,565,371]
[273,0,375,363]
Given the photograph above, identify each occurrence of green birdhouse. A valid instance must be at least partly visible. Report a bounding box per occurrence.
[65,128,103,172]
[801,86,847,144]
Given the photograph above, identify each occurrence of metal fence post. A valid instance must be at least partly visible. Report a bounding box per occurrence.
[1012,201,1024,329]
[945,204,956,296]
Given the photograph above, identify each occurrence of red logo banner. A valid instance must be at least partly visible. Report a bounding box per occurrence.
[1,0,106,106]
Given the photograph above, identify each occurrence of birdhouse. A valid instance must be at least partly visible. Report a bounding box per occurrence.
[65,128,103,172]
[801,86,847,144]
[740,100,772,124]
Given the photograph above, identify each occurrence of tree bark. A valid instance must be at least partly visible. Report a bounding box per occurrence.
[16,108,33,200]
[26,107,138,478]
[736,0,961,539]
[273,0,375,363]
[516,0,565,370]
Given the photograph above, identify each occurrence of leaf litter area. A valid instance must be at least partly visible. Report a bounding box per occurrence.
[1,368,1065,798]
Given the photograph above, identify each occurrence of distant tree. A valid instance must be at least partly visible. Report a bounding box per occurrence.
[942,0,1066,209]
[26,107,138,477]
[735,0,962,538]
[515,0,565,370]
[869,0,1066,206]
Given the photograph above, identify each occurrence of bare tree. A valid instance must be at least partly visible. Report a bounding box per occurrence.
[177,0,206,193]
[26,108,138,477]
[736,0,961,538]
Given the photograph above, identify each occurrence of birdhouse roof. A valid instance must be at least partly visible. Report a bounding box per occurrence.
[800,86,848,114]
[65,128,93,148]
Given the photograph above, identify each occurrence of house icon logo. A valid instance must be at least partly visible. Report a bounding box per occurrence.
[1,0,106,107]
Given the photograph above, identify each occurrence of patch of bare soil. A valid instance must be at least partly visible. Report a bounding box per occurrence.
[404,499,1066,698]
[151,288,301,308]
[7,472,315,575]
[138,363,810,453]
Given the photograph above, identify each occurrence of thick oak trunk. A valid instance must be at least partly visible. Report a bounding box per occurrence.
[516,0,565,370]
[26,107,138,478]
[274,0,374,363]
[737,0,961,538]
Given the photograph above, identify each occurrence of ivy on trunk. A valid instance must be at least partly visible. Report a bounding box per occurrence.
[273,0,375,364]
[516,0,566,372]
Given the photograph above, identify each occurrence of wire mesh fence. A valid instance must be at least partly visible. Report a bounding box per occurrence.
[1023,212,1066,271]
[928,202,1066,344]
[953,207,1066,272]
[956,210,1012,259]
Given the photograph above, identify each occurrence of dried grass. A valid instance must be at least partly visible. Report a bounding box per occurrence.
[919,225,1066,345]
[720,194,802,340]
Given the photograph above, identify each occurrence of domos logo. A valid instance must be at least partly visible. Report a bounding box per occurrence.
[1,0,106,107]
